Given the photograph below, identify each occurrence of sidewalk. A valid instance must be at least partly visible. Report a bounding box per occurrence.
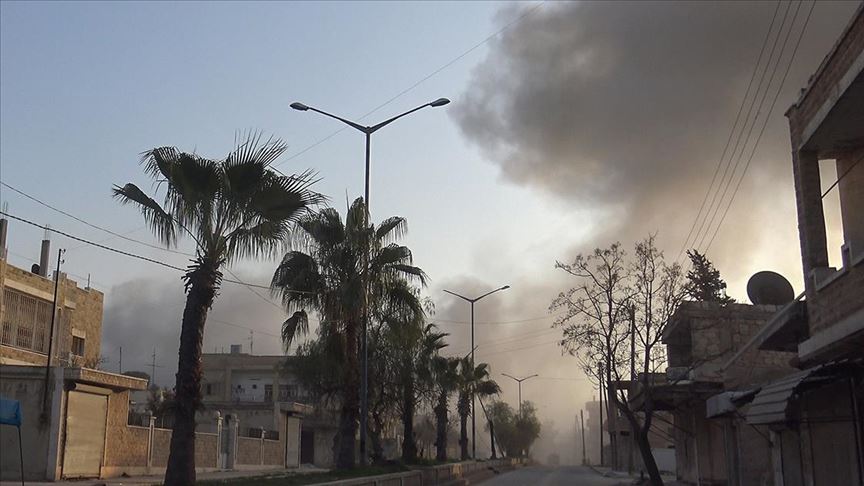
[587,465,678,485]
[0,465,327,486]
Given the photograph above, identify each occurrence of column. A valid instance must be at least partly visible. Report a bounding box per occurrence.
[792,149,829,293]
[837,149,864,256]
[147,415,156,473]
[216,414,224,469]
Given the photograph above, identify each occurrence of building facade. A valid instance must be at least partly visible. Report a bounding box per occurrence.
[1,238,103,367]
[200,348,337,468]
[718,7,864,485]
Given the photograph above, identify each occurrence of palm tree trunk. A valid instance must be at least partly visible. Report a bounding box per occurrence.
[401,373,417,462]
[434,393,448,462]
[164,262,220,486]
[336,317,359,469]
[459,411,469,461]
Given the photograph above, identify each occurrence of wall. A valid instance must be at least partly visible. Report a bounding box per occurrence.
[0,367,63,481]
[0,259,104,367]
[236,437,261,465]
[673,405,727,485]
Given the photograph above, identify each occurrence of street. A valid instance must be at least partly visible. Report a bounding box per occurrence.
[482,466,624,486]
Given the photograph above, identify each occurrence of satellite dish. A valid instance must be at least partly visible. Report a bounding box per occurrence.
[747,271,794,305]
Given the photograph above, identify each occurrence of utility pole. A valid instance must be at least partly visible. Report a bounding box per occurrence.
[630,305,636,382]
[501,373,538,415]
[150,349,157,386]
[249,330,254,355]
[599,366,604,467]
[444,286,510,459]
[42,248,64,413]
[119,346,123,374]
[581,409,587,465]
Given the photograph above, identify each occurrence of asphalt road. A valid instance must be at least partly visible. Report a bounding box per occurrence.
[481,466,624,486]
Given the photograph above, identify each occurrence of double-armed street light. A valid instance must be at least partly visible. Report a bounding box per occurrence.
[290,97,449,465]
[501,373,539,415]
[442,285,510,459]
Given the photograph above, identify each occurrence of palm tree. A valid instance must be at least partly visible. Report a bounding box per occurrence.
[431,355,460,461]
[456,359,500,460]
[271,198,426,468]
[390,322,447,462]
[113,133,322,485]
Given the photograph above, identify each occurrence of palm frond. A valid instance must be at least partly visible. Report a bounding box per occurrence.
[282,310,310,350]
[376,216,407,244]
[112,183,176,246]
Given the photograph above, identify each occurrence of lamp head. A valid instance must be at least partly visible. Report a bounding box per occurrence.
[290,102,310,111]
[430,98,451,107]
[500,285,511,290]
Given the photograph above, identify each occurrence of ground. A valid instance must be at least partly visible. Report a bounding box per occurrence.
[481,465,624,486]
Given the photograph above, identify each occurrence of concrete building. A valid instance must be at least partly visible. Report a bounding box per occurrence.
[1,237,103,367]
[714,7,864,485]
[200,348,338,468]
[640,301,796,485]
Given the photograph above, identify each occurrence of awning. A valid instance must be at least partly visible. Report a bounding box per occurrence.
[744,364,847,425]
[706,388,760,418]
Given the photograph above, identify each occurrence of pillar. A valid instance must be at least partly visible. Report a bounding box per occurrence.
[792,150,829,294]
[215,414,224,469]
[837,150,864,255]
[147,415,156,473]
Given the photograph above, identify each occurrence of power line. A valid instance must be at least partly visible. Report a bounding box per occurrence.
[2,181,192,257]
[692,0,799,254]
[0,210,315,294]
[274,2,546,167]
[703,0,816,252]
[434,311,566,326]
[676,0,784,261]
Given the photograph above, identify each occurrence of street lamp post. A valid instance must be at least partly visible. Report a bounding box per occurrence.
[501,373,539,415]
[291,97,449,465]
[442,285,510,459]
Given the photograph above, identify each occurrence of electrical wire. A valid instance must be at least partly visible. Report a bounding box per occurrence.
[676,0,783,261]
[274,2,547,167]
[703,0,817,252]
[693,0,800,253]
[0,210,315,294]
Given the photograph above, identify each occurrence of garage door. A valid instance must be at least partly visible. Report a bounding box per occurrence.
[62,390,108,478]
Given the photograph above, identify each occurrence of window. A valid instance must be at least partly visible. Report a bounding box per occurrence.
[205,383,213,395]
[2,288,53,354]
[72,336,85,357]
[264,384,273,402]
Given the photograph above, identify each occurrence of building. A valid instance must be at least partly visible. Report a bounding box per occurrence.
[640,301,796,485]
[0,227,308,480]
[1,236,103,367]
[715,6,864,485]
[200,347,338,468]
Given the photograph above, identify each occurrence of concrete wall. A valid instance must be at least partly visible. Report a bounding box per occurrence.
[0,367,63,481]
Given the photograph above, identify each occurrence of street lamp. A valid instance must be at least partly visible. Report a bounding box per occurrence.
[290,97,449,465]
[442,285,510,459]
[501,373,539,415]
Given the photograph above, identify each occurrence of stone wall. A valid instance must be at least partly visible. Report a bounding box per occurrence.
[151,429,172,468]
[104,390,149,468]
[195,433,219,468]
[262,439,282,465]
[236,437,261,465]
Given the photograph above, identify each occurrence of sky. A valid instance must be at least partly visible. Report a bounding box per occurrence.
[1,1,860,463]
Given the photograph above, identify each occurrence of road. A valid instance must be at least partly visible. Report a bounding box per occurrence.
[481,465,625,486]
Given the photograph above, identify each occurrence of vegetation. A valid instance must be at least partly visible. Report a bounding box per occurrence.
[484,400,541,457]
[684,249,734,304]
[271,199,427,468]
[456,359,501,460]
[552,235,685,486]
[114,132,322,485]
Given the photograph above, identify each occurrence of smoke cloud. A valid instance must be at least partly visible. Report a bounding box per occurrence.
[453,1,857,283]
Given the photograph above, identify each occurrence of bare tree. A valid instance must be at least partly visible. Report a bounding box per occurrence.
[552,236,684,486]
